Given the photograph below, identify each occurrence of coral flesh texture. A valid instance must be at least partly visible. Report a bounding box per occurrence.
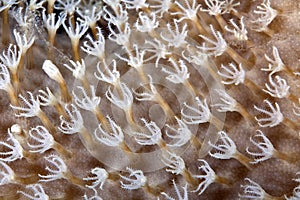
[0,0,299,199]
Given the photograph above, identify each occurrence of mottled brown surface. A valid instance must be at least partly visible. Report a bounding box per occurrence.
[0,0,300,200]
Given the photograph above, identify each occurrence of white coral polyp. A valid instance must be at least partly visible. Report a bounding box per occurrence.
[254,100,283,128]
[120,168,147,190]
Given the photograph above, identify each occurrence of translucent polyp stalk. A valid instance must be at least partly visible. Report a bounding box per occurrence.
[215,175,231,186]
[273,150,298,164]
[25,47,34,70]
[234,151,252,170]
[80,127,93,147]
[58,79,72,103]
[23,150,40,162]
[125,106,137,129]
[191,134,203,150]
[226,46,253,71]
[47,1,55,14]
[184,79,205,99]
[236,103,256,127]
[2,8,10,45]
[37,110,57,136]
[53,141,73,159]
[283,65,297,78]
[282,118,299,132]
[71,40,80,62]
[47,33,56,60]
[69,13,76,27]
[244,78,266,99]
[16,53,26,90]
[11,69,20,94]
[64,171,85,187]
[182,168,199,186]
[6,84,19,106]
[94,108,110,131]
[80,75,91,96]
[136,67,148,85]
[120,141,132,153]
[90,24,98,40]
[144,183,162,197]
[231,10,242,19]
[155,93,176,122]
[158,139,167,149]
[192,17,206,35]
[210,115,225,130]
[263,27,275,37]
[14,174,39,185]
[107,172,120,181]
[48,31,56,46]
[215,14,228,31]
[54,102,69,120]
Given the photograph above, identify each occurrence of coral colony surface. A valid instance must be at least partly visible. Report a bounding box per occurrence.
[0,0,300,199]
